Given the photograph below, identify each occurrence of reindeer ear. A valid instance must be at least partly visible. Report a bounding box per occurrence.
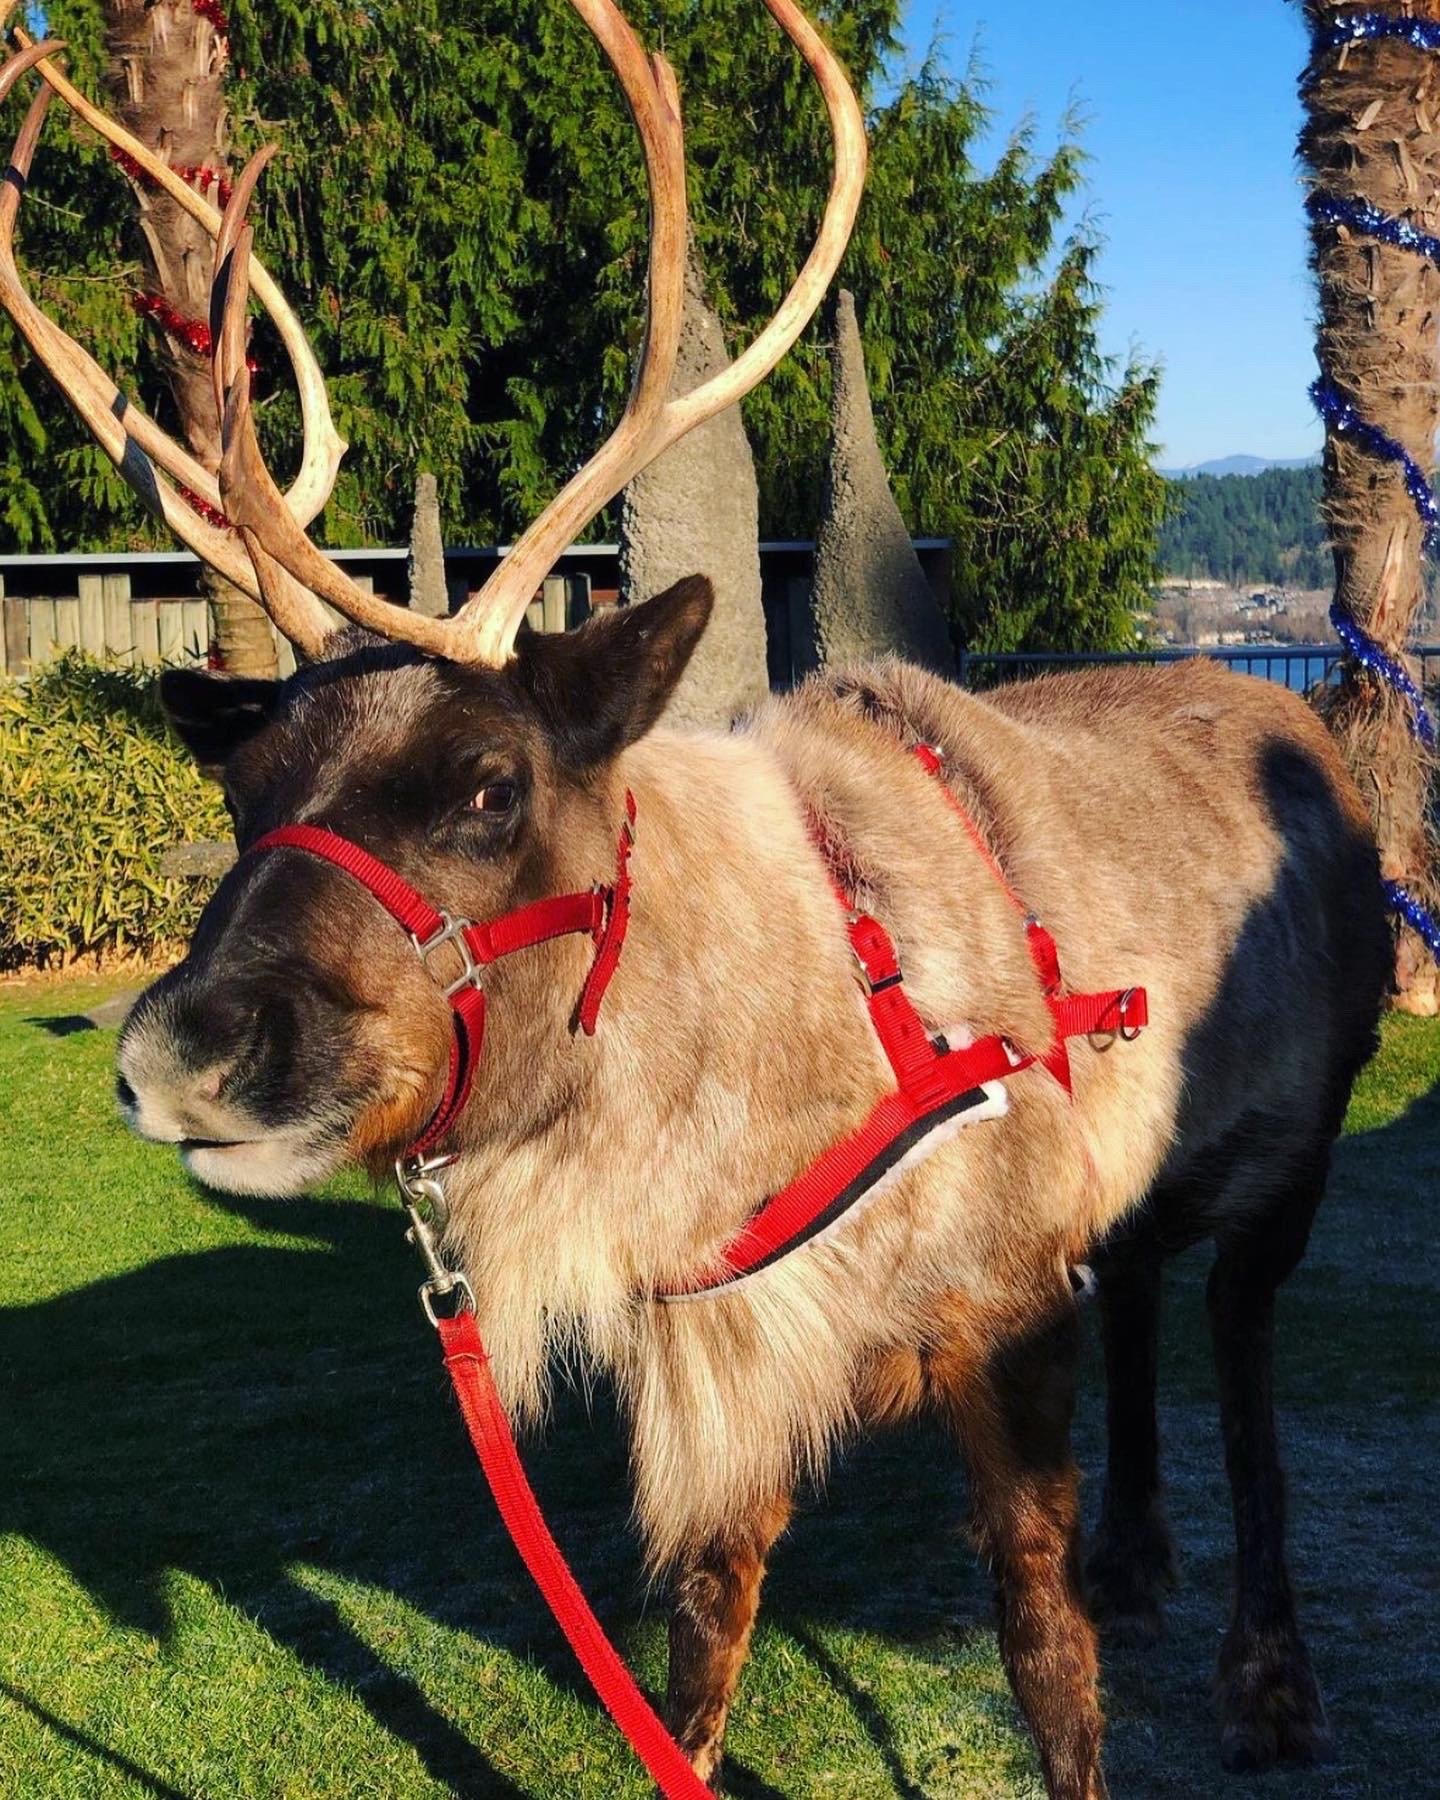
[517,574,714,765]
[159,668,280,772]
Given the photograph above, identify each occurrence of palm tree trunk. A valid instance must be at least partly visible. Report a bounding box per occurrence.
[1301,0,1440,1013]
[103,0,276,678]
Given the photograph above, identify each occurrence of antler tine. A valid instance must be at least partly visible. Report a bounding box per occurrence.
[9,21,345,531]
[210,144,277,418]
[448,0,865,667]
[666,0,866,436]
[211,153,457,654]
[214,0,689,664]
[0,46,285,603]
[207,154,335,656]
[448,0,688,667]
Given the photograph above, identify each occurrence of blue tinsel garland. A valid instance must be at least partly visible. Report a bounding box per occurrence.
[1308,10,1440,955]
[1318,11,1440,54]
[1306,191,1440,271]
[1309,377,1440,564]
[1384,879,1440,957]
[1327,598,1437,747]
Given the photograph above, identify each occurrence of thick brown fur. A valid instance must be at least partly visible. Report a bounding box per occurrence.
[121,623,1389,1796]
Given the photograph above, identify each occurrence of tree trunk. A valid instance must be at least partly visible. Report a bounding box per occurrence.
[1301,1,1440,1013]
[807,289,953,674]
[619,248,769,729]
[103,0,276,677]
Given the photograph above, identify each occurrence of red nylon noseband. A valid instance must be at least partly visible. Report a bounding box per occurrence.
[247,794,635,1162]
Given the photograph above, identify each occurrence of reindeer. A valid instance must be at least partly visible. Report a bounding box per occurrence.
[1,5,1390,1795]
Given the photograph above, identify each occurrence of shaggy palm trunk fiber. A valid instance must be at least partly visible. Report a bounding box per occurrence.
[104,0,276,678]
[1302,0,1440,1012]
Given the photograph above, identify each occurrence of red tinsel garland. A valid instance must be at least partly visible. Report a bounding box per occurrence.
[131,290,260,374]
[192,0,230,39]
[177,484,234,532]
[108,145,235,207]
[132,289,213,356]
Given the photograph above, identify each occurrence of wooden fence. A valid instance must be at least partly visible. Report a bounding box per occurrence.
[0,572,209,677]
[0,569,586,679]
[0,539,955,685]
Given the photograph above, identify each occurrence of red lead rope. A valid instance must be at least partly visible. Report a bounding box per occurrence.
[244,805,705,1791]
[436,1310,713,1798]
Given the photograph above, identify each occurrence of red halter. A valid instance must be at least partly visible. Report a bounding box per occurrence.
[246,791,636,1164]
[236,748,1147,1800]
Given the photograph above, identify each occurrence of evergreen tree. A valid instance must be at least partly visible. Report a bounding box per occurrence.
[1160,466,1330,589]
[4,0,1164,652]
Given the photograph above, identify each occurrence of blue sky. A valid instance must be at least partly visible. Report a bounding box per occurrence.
[901,0,1319,468]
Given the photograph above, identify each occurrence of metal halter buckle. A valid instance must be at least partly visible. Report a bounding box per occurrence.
[395,1153,475,1327]
[846,911,903,996]
[411,912,484,999]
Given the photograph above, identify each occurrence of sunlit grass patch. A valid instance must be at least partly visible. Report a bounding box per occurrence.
[1,976,1435,1797]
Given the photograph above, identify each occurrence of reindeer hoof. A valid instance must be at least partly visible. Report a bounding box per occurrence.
[1216,1629,1334,1771]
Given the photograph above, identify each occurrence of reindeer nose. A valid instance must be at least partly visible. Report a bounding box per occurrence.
[115,973,259,1144]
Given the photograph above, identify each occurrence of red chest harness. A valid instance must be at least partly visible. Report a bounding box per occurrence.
[245,745,1147,1799]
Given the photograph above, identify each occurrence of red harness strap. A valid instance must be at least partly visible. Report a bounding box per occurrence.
[248,795,635,1162]
[658,744,1146,1299]
[911,742,1147,1091]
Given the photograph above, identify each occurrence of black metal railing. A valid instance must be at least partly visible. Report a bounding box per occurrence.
[958,642,1440,697]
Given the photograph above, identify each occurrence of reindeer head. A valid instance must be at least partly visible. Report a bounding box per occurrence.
[0,0,864,1196]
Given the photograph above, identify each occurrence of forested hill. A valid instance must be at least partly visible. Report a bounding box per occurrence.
[1160,465,1328,588]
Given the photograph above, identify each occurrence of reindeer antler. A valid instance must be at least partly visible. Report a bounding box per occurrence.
[451,0,867,667]
[209,0,692,659]
[0,27,343,653]
[1,0,865,666]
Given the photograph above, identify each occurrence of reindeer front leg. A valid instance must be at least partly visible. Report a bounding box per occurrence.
[665,1493,793,1789]
[938,1299,1107,1800]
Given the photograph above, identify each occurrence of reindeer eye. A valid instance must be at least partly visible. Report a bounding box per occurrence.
[470,781,517,815]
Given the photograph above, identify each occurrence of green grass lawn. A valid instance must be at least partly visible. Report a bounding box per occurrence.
[1,974,1436,1798]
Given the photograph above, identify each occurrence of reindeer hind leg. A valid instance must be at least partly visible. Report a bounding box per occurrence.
[1208,1149,1335,1773]
[1084,1247,1177,1645]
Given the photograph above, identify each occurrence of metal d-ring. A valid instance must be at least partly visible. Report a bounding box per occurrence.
[1118,988,1143,1042]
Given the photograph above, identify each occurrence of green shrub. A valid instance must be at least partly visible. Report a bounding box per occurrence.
[0,653,227,968]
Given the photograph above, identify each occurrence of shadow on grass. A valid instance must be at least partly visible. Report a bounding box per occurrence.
[3,1074,1436,1798]
[0,1681,193,1800]
[24,1014,97,1037]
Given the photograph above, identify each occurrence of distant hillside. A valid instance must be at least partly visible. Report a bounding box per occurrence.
[1158,453,1321,479]
[1160,465,1328,588]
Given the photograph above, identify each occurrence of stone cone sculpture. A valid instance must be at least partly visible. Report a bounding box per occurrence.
[809,289,953,673]
[407,471,449,619]
[620,249,769,729]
